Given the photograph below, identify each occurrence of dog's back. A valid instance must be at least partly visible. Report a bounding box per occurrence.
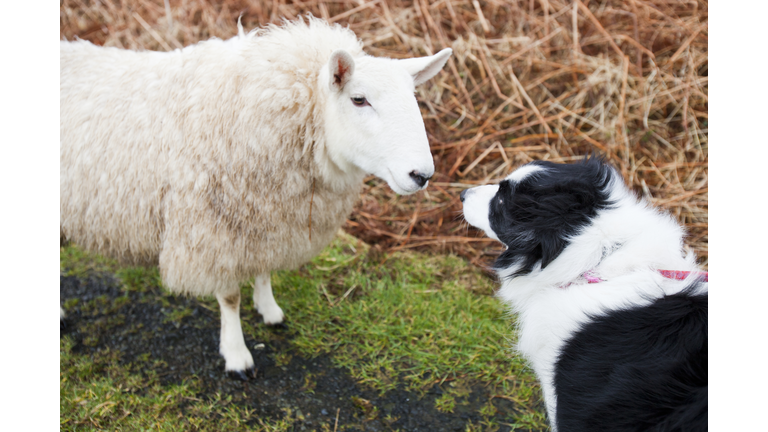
[554,282,707,432]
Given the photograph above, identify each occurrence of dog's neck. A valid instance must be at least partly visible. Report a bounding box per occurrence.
[497,193,698,304]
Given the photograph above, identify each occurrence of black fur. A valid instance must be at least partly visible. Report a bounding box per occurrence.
[554,283,708,432]
[491,155,613,276]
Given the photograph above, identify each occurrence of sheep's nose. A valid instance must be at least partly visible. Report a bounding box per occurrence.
[409,170,431,188]
[460,189,468,202]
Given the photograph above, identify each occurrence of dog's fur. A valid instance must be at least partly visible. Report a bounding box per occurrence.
[461,156,707,431]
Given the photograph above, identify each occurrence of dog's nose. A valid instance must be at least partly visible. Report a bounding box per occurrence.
[409,170,431,188]
[460,189,467,202]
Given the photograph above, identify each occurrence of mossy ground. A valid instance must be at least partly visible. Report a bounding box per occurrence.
[60,232,548,431]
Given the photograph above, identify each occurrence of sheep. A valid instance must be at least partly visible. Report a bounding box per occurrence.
[60,17,452,379]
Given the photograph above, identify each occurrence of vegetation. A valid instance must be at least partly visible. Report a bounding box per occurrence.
[61,233,548,430]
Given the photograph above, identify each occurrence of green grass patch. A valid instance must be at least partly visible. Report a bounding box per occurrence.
[60,337,295,431]
[61,233,548,430]
[265,234,535,397]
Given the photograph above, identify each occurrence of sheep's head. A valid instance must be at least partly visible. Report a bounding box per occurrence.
[320,48,452,195]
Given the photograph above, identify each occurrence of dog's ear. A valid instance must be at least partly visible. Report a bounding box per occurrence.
[539,232,567,269]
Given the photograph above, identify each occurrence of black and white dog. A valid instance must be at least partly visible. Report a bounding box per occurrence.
[461,156,707,432]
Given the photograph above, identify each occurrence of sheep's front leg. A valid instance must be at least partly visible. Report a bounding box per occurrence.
[252,273,285,325]
[216,290,255,380]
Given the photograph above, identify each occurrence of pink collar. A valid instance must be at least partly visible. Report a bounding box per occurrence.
[658,270,708,282]
[582,269,708,284]
[560,269,709,288]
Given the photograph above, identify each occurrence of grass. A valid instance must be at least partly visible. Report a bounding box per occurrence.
[61,337,296,431]
[270,233,532,396]
[61,232,548,430]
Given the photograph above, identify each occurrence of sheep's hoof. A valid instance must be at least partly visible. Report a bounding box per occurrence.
[267,322,289,330]
[227,366,256,381]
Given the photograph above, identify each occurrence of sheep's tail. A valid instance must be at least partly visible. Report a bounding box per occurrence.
[237,13,245,38]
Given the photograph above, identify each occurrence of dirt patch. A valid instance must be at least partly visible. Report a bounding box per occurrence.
[61,272,542,431]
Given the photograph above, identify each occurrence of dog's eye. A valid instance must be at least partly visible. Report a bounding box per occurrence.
[351,96,369,107]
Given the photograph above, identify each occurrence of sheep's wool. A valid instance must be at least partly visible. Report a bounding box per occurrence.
[61,18,366,296]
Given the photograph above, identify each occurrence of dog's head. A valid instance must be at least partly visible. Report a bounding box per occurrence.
[461,156,615,277]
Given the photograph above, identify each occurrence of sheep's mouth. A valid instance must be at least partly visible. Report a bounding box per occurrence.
[383,168,425,195]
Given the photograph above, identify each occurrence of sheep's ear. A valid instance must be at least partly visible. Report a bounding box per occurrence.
[328,49,355,92]
[398,48,453,86]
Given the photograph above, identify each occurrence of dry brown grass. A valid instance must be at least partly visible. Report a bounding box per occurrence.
[60,0,707,269]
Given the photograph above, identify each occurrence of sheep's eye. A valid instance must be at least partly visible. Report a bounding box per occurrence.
[351,96,368,107]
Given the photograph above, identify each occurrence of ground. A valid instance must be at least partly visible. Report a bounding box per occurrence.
[60,233,548,431]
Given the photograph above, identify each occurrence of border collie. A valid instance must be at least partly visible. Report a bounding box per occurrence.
[460,156,707,432]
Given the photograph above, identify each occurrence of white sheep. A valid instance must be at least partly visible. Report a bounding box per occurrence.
[60,17,452,378]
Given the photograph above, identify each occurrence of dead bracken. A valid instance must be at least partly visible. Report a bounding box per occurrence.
[60,0,707,270]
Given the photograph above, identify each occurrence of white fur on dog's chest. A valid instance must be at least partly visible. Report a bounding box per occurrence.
[516,283,641,365]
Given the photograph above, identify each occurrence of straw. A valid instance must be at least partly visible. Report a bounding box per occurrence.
[60,0,708,269]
